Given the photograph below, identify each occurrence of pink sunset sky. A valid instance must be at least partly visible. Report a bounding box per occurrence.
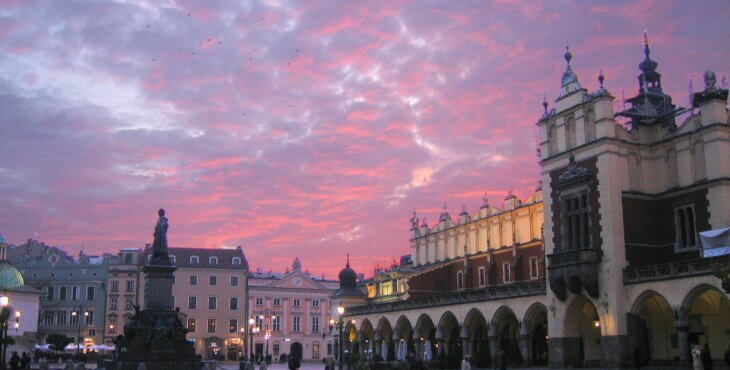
[1,0,728,278]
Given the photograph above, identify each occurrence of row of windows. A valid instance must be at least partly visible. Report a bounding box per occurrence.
[42,309,94,326]
[456,257,542,289]
[184,316,323,334]
[46,286,96,301]
[254,297,319,307]
[168,256,243,266]
[187,275,239,286]
[110,280,135,293]
[109,297,135,311]
[187,297,240,310]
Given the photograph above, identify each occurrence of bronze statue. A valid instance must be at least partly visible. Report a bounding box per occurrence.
[152,209,169,260]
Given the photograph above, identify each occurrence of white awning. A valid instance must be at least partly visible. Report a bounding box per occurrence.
[700,227,730,257]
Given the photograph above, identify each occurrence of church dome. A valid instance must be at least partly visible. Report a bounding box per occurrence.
[338,265,357,284]
[331,255,366,298]
[0,262,24,290]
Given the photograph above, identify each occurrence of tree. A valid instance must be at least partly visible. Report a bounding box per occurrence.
[46,333,73,351]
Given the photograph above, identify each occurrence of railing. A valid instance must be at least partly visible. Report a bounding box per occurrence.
[547,248,601,269]
[345,279,546,316]
[623,257,725,284]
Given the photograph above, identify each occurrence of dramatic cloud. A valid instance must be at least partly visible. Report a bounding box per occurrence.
[1,0,728,277]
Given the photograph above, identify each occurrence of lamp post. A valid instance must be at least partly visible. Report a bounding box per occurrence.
[71,309,89,358]
[336,305,345,370]
[0,296,20,370]
[239,327,246,360]
[256,311,276,361]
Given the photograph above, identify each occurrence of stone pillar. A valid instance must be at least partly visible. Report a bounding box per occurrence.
[488,335,498,361]
[520,333,530,366]
[676,322,690,367]
[461,337,470,358]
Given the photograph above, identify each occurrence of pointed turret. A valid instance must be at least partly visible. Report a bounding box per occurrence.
[559,47,582,98]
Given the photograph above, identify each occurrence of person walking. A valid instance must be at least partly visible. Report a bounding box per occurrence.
[701,343,713,370]
[460,354,471,370]
[9,352,20,370]
[692,345,703,370]
[20,352,30,370]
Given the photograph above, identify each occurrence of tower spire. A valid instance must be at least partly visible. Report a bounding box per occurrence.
[559,46,581,98]
[346,253,350,268]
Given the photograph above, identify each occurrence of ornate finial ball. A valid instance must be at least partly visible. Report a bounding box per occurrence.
[564,46,572,64]
[158,208,165,217]
[704,70,717,91]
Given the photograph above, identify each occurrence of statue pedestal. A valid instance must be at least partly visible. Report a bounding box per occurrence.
[110,257,200,370]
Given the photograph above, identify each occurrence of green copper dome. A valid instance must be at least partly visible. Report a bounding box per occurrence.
[0,261,24,290]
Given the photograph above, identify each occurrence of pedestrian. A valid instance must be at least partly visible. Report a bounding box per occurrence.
[701,343,713,370]
[325,354,336,370]
[692,345,703,370]
[287,354,300,370]
[9,351,20,370]
[20,352,30,370]
[461,354,471,370]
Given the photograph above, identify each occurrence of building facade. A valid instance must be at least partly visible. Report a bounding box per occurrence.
[103,248,144,345]
[12,247,109,348]
[340,39,729,369]
[248,258,339,362]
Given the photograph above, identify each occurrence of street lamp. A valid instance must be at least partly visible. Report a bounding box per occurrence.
[336,305,345,370]
[71,309,89,357]
[248,318,256,361]
[256,311,276,361]
[239,327,246,360]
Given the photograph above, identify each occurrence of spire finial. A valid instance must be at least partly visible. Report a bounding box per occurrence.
[598,70,605,89]
[346,253,350,268]
[564,46,572,65]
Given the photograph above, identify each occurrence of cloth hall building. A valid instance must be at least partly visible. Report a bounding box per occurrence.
[337,39,730,369]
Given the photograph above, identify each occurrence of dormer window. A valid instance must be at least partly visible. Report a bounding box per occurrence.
[209,256,218,266]
[232,257,241,266]
[190,256,199,265]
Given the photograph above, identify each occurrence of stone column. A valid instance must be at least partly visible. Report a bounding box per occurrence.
[461,336,470,358]
[676,322,690,367]
[488,335,498,361]
[520,333,530,365]
[357,332,365,356]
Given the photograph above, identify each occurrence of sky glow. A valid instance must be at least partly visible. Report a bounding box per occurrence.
[1,0,728,277]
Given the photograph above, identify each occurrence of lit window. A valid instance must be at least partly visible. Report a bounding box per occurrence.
[209,256,218,266]
[187,318,196,332]
[207,318,216,333]
[229,319,238,333]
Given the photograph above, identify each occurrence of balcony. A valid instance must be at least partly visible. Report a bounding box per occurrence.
[546,248,602,300]
[547,248,601,268]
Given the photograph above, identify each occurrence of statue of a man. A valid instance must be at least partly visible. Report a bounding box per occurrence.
[152,208,169,260]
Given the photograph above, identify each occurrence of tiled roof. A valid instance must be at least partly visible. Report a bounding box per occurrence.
[141,246,248,270]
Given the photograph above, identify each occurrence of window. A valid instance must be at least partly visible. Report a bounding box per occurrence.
[70,311,79,326]
[46,287,54,301]
[109,317,117,333]
[209,276,217,286]
[255,297,263,306]
[311,317,319,333]
[562,192,591,250]
[88,328,96,336]
[207,318,216,333]
[188,297,197,310]
[126,281,134,292]
[57,310,67,325]
[190,256,199,264]
[272,316,281,331]
[111,281,118,292]
[229,319,237,333]
[187,318,196,332]
[380,281,393,295]
[456,271,463,290]
[110,298,118,310]
[273,344,280,357]
[529,257,539,280]
[189,275,198,285]
[125,297,133,310]
[675,205,697,250]
[292,316,300,332]
[87,286,95,300]
[85,311,94,326]
[208,297,217,310]
[293,299,300,307]
[503,263,511,284]
[230,276,239,286]
[59,286,67,300]
[230,297,238,310]
[232,257,241,266]
[72,286,79,300]
[208,256,218,266]
[478,267,486,287]
[311,300,319,308]
[273,298,281,307]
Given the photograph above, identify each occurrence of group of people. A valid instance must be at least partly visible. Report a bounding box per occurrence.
[692,343,730,370]
[7,351,31,370]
